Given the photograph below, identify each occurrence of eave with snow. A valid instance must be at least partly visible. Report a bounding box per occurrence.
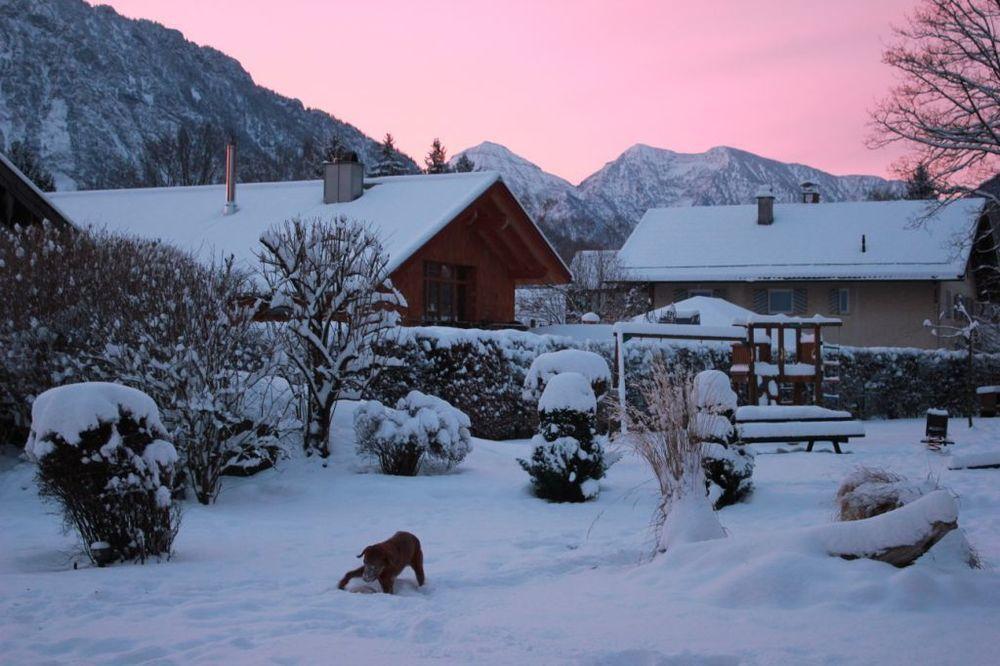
[615,192,998,348]
[50,167,571,327]
[0,150,74,230]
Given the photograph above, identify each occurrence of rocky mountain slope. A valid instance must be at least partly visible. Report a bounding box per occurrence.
[454,142,904,253]
[0,0,417,190]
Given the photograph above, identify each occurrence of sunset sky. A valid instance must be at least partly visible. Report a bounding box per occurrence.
[99,0,916,183]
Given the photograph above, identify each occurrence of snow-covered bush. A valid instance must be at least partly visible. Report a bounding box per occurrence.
[354,391,472,476]
[25,383,180,565]
[693,370,755,509]
[522,349,612,404]
[622,367,725,552]
[519,372,617,502]
[835,466,939,521]
[221,374,299,478]
[258,217,403,458]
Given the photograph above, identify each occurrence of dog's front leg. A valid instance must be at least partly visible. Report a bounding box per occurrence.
[379,573,395,594]
[338,566,365,590]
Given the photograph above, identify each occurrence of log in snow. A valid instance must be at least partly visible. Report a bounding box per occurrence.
[949,451,1000,470]
[811,490,958,567]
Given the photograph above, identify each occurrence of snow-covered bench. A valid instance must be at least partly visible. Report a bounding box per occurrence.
[735,406,865,454]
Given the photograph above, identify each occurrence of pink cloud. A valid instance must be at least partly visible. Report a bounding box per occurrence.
[100,0,915,182]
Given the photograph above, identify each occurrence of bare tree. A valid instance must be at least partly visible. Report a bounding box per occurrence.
[869,0,1000,202]
[139,123,228,187]
[258,217,403,458]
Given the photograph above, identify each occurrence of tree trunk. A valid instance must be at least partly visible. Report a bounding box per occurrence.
[816,490,958,567]
[304,396,332,458]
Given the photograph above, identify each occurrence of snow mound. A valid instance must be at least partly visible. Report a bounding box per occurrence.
[523,349,611,402]
[25,382,166,459]
[538,372,598,414]
[695,370,737,412]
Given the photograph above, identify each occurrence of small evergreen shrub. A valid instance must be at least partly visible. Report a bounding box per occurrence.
[519,372,618,502]
[522,349,612,403]
[355,391,472,476]
[694,370,755,509]
[25,383,180,565]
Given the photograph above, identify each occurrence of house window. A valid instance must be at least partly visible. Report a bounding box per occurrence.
[424,261,472,322]
[688,289,714,298]
[834,288,850,315]
[767,288,794,315]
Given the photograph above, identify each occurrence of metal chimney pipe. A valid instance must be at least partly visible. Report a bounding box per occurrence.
[223,143,238,215]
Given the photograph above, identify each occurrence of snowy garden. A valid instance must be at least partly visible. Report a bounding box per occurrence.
[2,220,1000,664]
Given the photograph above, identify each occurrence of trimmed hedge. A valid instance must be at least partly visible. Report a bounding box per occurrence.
[366,328,994,441]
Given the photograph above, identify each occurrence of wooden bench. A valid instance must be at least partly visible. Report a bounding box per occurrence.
[735,406,865,454]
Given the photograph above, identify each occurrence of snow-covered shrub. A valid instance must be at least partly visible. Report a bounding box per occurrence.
[835,466,939,521]
[519,373,617,502]
[354,391,472,476]
[25,383,180,565]
[622,367,725,552]
[221,374,299,478]
[258,217,402,458]
[522,349,612,404]
[693,370,754,509]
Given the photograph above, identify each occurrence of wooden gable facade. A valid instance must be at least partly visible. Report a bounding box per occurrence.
[0,152,73,229]
[390,180,571,326]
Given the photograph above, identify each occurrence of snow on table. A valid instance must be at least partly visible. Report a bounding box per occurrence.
[737,420,865,440]
[736,405,854,421]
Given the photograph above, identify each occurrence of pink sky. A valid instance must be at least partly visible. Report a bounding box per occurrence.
[100,0,915,183]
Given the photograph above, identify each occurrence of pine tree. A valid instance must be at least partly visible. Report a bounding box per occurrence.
[424,138,451,174]
[453,154,475,173]
[905,163,937,200]
[5,141,56,192]
[370,133,410,177]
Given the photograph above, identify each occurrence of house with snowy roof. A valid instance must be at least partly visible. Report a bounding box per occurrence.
[615,185,997,348]
[49,152,571,327]
[1,150,73,229]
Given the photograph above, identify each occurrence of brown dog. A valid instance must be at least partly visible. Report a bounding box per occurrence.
[338,531,425,594]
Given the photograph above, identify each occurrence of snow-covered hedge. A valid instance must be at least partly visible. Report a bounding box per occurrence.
[522,349,611,403]
[366,327,996,440]
[518,373,618,502]
[25,383,180,565]
[354,391,472,476]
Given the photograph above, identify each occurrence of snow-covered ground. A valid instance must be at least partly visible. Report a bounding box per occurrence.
[2,406,999,664]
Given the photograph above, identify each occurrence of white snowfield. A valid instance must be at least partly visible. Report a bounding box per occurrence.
[2,410,1000,664]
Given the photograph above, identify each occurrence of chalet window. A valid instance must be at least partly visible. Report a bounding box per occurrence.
[688,288,714,298]
[424,261,472,322]
[829,288,850,315]
[767,288,794,315]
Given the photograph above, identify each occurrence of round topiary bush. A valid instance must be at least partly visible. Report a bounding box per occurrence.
[522,349,612,404]
[24,382,180,565]
[354,391,472,476]
[519,372,618,502]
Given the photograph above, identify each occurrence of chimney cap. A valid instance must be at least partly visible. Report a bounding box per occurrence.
[325,150,359,165]
[755,185,775,199]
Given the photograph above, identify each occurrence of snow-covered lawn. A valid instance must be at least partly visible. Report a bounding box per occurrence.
[2,407,999,664]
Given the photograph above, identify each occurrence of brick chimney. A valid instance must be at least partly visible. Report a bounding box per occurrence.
[800,181,820,203]
[223,143,238,215]
[323,151,364,204]
[756,186,775,225]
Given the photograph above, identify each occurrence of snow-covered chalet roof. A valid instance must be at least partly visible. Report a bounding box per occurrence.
[617,198,988,282]
[49,171,511,274]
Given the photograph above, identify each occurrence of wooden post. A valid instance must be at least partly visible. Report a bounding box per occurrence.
[968,332,974,428]
[748,325,757,405]
[814,324,822,404]
[616,329,628,434]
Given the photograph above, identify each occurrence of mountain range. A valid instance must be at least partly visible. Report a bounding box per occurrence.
[453,142,904,252]
[1,0,903,254]
[0,0,418,191]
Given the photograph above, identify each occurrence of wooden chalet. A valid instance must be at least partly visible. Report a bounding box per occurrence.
[50,155,570,327]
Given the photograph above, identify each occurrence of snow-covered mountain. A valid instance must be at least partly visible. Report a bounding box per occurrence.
[454,142,904,253]
[0,0,417,190]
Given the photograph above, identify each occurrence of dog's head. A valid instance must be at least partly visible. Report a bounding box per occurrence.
[358,545,388,582]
